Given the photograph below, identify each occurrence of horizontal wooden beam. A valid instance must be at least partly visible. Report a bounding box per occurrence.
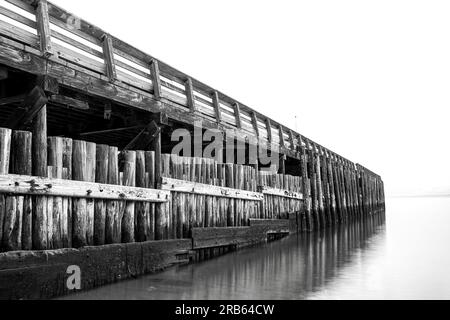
[192,219,290,249]
[0,94,26,106]
[49,94,89,110]
[160,177,264,201]
[259,186,304,200]
[79,125,144,137]
[192,226,252,249]
[0,174,170,202]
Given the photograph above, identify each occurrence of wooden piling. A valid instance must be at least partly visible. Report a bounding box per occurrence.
[153,128,164,240]
[145,151,156,240]
[0,129,16,252]
[8,131,32,250]
[72,140,87,248]
[62,138,73,248]
[135,150,147,242]
[106,146,120,244]
[93,144,108,245]
[314,146,325,228]
[121,151,136,243]
[48,137,64,249]
[85,142,96,245]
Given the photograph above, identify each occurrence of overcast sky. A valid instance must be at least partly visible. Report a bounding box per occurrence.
[50,0,450,196]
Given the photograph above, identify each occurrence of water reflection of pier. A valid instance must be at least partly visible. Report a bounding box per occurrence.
[64,211,385,300]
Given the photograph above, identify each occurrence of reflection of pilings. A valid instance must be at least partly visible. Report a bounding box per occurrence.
[175,209,385,299]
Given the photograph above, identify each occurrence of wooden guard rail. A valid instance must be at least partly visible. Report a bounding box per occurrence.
[0,0,383,172]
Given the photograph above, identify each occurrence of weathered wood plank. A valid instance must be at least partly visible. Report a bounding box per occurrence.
[160,177,264,201]
[150,59,162,100]
[192,219,289,249]
[185,78,196,111]
[36,0,53,56]
[259,187,304,200]
[0,174,170,202]
[212,91,222,123]
[101,34,116,81]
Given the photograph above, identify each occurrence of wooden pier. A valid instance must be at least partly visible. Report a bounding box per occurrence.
[0,0,385,299]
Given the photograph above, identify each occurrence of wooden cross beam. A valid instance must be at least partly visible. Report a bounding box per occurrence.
[0,94,26,106]
[49,95,89,110]
[122,120,161,152]
[9,86,48,129]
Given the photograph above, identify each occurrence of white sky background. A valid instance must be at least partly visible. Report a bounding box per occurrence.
[51,0,450,196]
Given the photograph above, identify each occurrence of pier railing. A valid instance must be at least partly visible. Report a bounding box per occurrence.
[0,0,374,164]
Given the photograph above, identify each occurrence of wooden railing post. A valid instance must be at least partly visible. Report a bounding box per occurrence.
[212,91,222,124]
[265,118,272,143]
[251,112,260,137]
[289,130,296,152]
[35,0,52,57]
[102,34,117,82]
[278,125,285,148]
[185,78,196,111]
[234,103,242,129]
[150,59,162,100]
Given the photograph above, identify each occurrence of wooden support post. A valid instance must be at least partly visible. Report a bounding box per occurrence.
[135,151,147,242]
[314,144,325,228]
[48,137,64,249]
[36,0,52,57]
[153,127,163,240]
[325,149,337,225]
[299,135,312,232]
[338,156,348,222]
[94,144,108,246]
[335,155,344,222]
[145,151,156,240]
[102,34,116,81]
[85,142,96,245]
[105,146,120,244]
[32,101,47,177]
[121,151,136,243]
[0,129,11,251]
[29,101,48,250]
[319,147,331,227]
[62,138,72,248]
[225,164,235,226]
[212,91,222,124]
[306,139,319,230]
[10,131,33,250]
[72,140,87,248]
[185,78,196,111]
[150,59,162,100]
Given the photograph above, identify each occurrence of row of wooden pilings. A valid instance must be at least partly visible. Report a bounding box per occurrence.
[0,126,385,253]
[298,140,385,232]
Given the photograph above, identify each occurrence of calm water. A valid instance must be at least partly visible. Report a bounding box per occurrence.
[64,197,450,300]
